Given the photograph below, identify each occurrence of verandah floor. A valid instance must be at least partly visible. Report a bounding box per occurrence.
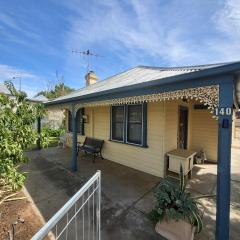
[24,147,240,239]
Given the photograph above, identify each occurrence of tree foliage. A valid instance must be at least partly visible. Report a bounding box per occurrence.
[0,81,45,202]
[36,83,75,100]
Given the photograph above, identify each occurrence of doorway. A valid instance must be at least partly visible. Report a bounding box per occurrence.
[178,106,188,149]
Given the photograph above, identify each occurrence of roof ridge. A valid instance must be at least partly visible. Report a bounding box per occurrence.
[137,61,238,70]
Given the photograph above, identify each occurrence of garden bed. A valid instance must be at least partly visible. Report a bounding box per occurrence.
[0,189,44,240]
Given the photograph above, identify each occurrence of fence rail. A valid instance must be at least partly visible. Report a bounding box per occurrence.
[32,171,101,240]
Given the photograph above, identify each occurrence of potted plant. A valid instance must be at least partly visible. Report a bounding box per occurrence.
[149,166,205,240]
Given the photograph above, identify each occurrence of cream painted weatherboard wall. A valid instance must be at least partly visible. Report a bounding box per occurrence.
[191,109,218,161]
[164,100,218,162]
[66,100,218,177]
[232,110,240,148]
[66,102,165,177]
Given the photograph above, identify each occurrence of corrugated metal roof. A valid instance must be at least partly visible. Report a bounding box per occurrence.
[29,95,48,102]
[51,63,228,103]
[0,83,11,95]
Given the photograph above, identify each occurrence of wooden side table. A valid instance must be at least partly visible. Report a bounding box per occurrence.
[166,149,196,179]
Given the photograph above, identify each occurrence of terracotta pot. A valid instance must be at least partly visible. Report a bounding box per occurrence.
[155,219,195,240]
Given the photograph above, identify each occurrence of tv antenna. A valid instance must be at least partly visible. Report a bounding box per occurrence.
[72,49,102,73]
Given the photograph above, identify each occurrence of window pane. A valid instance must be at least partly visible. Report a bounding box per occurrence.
[112,123,124,141]
[112,106,124,122]
[112,106,124,141]
[127,105,142,144]
[128,105,142,123]
[128,123,142,144]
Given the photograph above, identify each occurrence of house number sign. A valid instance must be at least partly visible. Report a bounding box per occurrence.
[214,107,232,116]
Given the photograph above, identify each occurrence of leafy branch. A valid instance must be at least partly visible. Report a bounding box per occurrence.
[0,81,46,205]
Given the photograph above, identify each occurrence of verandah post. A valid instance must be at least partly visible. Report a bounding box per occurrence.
[37,117,41,149]
[216,78,233,240]
[71,104,78,172]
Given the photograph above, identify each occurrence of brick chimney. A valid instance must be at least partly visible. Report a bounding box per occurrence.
[85,71,98,86]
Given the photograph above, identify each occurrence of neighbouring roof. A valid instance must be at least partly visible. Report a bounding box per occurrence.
[0,83,11,95]
[28,95,48,102]
[46,61,240,106]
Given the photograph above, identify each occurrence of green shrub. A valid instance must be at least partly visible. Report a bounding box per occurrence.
[0,81,45,196]
[42,126,65,137]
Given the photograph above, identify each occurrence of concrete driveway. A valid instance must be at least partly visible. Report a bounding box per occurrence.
[24,147,240,240]
[25,147,163,240]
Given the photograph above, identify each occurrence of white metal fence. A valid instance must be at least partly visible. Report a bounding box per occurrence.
[32,171,101,240]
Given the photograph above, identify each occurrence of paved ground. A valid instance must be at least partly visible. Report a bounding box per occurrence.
[189,148,240,240]
[25,148,163,240]
[24,147,240,240]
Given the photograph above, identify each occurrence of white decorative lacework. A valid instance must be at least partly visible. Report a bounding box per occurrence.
[47,85,219,118]
[77,84,219,109]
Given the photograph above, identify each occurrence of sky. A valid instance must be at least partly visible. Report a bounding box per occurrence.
[0,0,240,97]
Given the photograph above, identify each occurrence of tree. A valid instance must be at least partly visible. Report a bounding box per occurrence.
[36,83,75,100]
[0,81,45,205]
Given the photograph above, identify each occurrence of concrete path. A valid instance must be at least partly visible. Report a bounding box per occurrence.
[193,148,240,240]
[24,147,240,240]
[25,148,163,240]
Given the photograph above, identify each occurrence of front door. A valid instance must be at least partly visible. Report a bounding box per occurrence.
[178,106,188,149]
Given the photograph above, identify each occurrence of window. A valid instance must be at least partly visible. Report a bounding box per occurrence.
[111,106,124,141]
[111,103,147,147]
[76,108,85,135]
[127,104,143,145]
[68,110,72,132]
[68,108,85,135]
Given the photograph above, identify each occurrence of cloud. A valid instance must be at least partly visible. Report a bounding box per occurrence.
[210,0,240,61]
[0,64,48,97]
[60,0,194,84]
[0,11,61,57]
[61,1,203,70]
[64,1,176,61]
[61,0,240,71]
[1,0,240,93]
[0,64,36,80]
[0,12,40,42]
[213,0,240,36]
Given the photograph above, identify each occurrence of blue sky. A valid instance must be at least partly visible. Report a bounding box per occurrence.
[0,0,239,96]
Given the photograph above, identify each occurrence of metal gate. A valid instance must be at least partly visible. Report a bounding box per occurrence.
[32,171,101,240]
